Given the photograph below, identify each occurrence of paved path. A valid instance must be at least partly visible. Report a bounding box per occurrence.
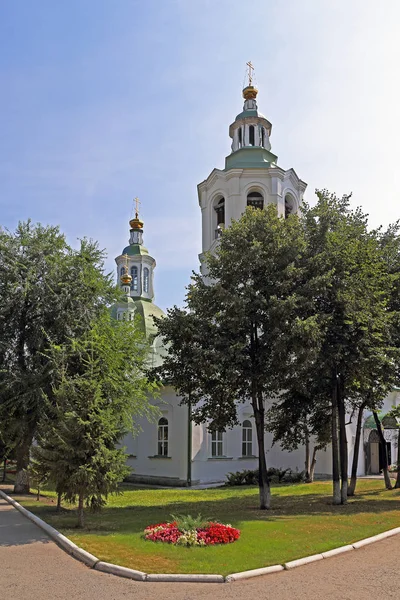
[1,495,399,599]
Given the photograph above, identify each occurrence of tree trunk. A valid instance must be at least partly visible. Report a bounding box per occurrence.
[348,402,366,496]
[305,428,311,481]
[395,428,400,489]
[77,493,85,528]
[373,411,392,489]
[306,447,318,483]
[254,400,271,510]
[14,438,32,494]
[337,382,348,504]
[57,491,62,511]
[331,372,341,505]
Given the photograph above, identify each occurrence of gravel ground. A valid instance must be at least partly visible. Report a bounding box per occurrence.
[1,495,399,600]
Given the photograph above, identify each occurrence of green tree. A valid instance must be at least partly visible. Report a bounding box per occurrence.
[266,382,331,483]
[0,221,118,492]
[155,206,317,510]
[33,310,158,527]
[301,191,397,503]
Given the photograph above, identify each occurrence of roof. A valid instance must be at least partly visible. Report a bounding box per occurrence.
[235,109,267,121]
[364,413,398,429]
[110,297,166,368]
[122,244,149,256]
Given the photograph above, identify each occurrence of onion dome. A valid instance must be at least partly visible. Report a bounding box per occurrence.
[120,267,132,286]
[242,85,258,100]
[129,215,144,230]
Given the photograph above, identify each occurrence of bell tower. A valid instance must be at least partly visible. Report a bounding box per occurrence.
[197,63,307,271]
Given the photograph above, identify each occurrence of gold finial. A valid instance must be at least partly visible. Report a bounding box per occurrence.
[242,61,258,101]
[120,253,132,285]
[129,196,144,230]
[246,61,254,86]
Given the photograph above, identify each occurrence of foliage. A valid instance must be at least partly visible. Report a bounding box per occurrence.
[32,310,158,526]
[225,467,305,486]
[153,206,315,510]
[294,191,398,502]
[170,513,210,530]
[0,221,121,491]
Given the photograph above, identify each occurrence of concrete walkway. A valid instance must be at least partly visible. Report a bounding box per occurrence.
[1,495,399,599]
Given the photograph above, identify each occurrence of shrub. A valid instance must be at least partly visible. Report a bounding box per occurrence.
[225,467,305,486]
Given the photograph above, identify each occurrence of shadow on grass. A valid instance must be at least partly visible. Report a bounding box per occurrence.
[14,484,400,537]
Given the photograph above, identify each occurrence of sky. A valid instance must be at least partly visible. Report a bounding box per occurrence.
[1,0,400,311]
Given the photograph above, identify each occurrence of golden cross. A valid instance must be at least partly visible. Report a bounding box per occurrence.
[123,253,129,272]
[133,197,141,218]
[246,60,254,86]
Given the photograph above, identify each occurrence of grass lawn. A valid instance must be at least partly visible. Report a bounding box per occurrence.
[10,479,400,576]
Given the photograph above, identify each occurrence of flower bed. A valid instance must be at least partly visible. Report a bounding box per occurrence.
[144,520,240,547]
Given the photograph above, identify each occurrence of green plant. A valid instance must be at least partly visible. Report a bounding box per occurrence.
[170,513,210,531]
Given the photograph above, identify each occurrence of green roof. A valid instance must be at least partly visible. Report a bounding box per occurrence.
[122,244,149,256]
[225,146,278,170]
[235,109,267,121]
[364,413,398,429]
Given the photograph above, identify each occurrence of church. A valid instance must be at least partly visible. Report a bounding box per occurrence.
[112,67,400,486]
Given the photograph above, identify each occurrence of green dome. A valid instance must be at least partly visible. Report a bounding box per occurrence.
[122,244,149,256]
[131,299,165,340]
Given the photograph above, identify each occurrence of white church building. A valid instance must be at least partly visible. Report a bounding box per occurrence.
[113,73,400,486]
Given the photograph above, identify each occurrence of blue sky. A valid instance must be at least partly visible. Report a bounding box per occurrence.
[1,1,400,311]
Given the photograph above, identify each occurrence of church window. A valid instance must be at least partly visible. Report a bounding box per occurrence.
[247,191,264,210]
[238,127,242,148]
[131,266,138,291]
[261,127,265,147]
[143,267,149,293]
[158,417,169,456]
[214,197,225,238]
[242,420,253,456]
[285,195,295,218]
[249,125,255,146]
[211,430,223,457]
[120,266,125,277]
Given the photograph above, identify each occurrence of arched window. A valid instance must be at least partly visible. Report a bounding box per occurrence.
[242,420,253,457]
[214,197,225,238]
[247,191,264,210]
[249,125,255,146]
[285,195,295,219]
[211,430,223,457]
[120,266,125,277]
[143,267,149,293]
[158,417,168,456]
[261,127,265,147]
[238,127,242,148]
[131,266,138,292]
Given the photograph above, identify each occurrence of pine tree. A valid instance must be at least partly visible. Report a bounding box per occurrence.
[32,310,158,527]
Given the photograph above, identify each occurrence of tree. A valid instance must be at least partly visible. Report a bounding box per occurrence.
[154,206,317,509]
[0,221,119,493]
[266,382,331,483]
[33,310,158,527]
[300,192,397,503]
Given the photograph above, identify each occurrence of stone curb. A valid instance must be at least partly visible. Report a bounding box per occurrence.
[284,553,324,570]
[95,561,146,581]
[352,527,400,549]
[146,574,225,583]
[321,544,354,558]
[225,564,284,582]
[2,488,400,583]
